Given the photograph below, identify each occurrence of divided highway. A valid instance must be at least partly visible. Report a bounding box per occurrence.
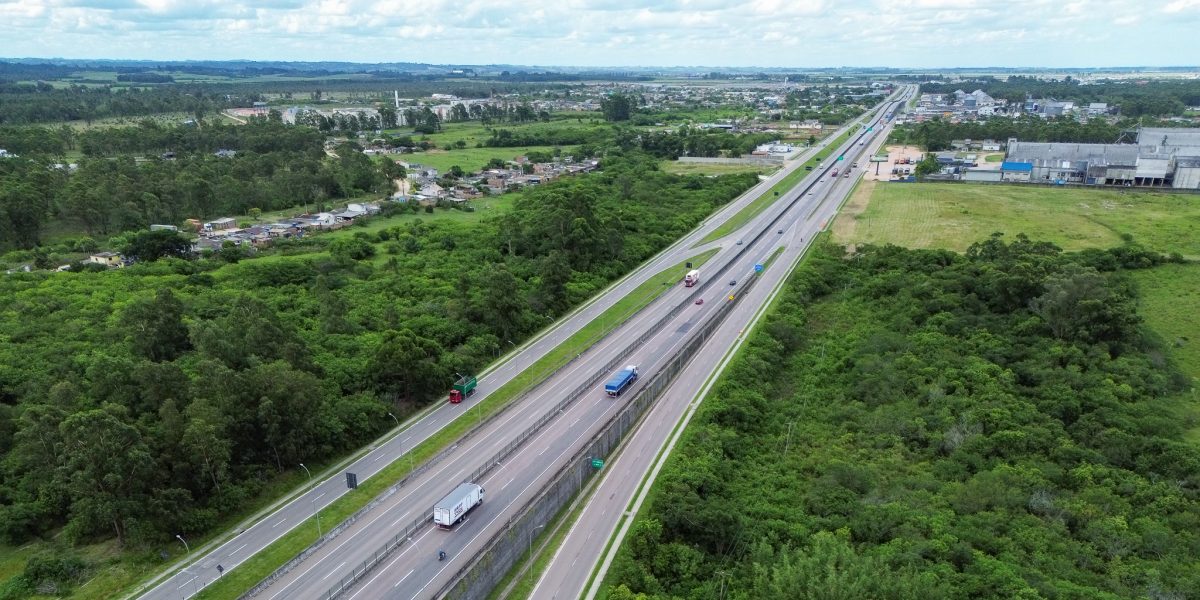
[533,87,914,600]
[135,99,880,600]
[308,89,912,599]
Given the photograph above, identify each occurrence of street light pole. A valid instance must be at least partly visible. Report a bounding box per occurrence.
[528,524,547,584]
[175,534,190,555]
[311,497,323,537]
[299,463,311,481]
[387,412,400,428]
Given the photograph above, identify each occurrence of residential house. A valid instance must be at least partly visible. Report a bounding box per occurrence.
[88,252,125,268]
[150,224,179,232]
[204,217,236,232]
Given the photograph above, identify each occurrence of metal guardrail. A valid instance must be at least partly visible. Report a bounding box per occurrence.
[435,266,764,600]
[262,95,906,600]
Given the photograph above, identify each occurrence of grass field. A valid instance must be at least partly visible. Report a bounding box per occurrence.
[835,180,1200,446]
[391,116,607,150]
[1133,263,1200,383]
[401,145,566,173]
[984,153,1004,163]
[659,161,773,176]
[834,182,1200,257]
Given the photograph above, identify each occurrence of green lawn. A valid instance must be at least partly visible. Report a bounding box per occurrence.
[834,183,1200,257]
[391,116,607,150]
[401,146,566,173]
[188,247,718,600]
[660,161,773,176]
[984,153,1004,163]
[1133,263,1200,382]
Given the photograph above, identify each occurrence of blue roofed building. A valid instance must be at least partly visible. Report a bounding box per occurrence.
[1000,161,1034,182]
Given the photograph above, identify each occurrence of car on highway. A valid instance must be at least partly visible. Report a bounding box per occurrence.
[777,229,783,234]
[736,240,743,245]
[695,298,704,305]
[728,279,737,286]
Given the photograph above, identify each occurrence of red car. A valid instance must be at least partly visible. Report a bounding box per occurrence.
[695,298,704,305]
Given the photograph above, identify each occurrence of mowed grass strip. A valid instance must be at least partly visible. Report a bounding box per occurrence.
[660,161,773,176]
[696,129,855,246]
[833,183,1200,257]
[191,249,718,600]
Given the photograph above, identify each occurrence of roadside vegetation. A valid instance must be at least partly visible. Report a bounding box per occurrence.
[604,237,1198,599]
[0,154,756,599]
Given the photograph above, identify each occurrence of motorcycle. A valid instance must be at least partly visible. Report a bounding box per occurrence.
[438,550,446,562]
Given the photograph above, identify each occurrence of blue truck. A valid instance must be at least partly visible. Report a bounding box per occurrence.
[604,365,639,397]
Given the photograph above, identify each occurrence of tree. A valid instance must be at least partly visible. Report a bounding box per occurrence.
[119,229,192,262]
[370,329,449,404]
[602,94,634,122]
[122,289,191,362]
[56,407,154,546]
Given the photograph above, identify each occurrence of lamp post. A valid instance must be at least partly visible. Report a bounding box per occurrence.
[299,463,311,481]
[387,412,400,428]
[175,534,190,555]
[527,524,547,584]
[311,496,323,537]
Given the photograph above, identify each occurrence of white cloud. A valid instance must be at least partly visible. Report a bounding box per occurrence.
[0,0,1192,67]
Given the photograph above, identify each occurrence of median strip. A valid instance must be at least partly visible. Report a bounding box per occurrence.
[190,250,718,600]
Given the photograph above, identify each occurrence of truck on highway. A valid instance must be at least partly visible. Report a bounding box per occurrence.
[684,270,699,287]
[433,482,484,528]
[448,375,477,404]
[604,365,639,397]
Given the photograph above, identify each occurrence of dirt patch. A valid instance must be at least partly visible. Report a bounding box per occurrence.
[832,179,876,248]
[863,145,925,182]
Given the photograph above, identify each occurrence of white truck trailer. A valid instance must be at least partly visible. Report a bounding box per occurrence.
[433,482,484,529]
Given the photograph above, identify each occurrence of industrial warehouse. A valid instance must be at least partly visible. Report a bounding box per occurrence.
[994,127,1200,190]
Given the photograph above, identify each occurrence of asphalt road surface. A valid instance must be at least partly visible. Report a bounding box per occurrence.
[314,90,913,600]
[269,96,907,600]
[532,87,915,600]
[136,102,879,600]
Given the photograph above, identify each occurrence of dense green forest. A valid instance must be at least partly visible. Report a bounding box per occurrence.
[890,116,1125,150]
[606,237,1198,600]
[0,120,391,250]
[0,84,245,125]
[921,76,1200,118]
[0,154,755,596]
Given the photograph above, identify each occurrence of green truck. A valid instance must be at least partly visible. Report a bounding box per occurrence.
[448,375,477,404]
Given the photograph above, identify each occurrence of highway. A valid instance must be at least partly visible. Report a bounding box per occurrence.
[135,96,881,600]
[268,93,908,600]
[295,88,911,600]
[531,86,914,600]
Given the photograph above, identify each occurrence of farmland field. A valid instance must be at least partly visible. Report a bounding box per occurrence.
[834,181,1200,257]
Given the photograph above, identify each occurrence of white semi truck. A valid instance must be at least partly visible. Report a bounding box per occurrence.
[433,482,484,529]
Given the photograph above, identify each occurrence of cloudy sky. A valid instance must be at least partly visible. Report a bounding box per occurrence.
[1,0,1197,68]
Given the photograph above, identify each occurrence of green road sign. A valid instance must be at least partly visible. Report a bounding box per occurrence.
[591,458,605,469]
[838,155,844,161]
